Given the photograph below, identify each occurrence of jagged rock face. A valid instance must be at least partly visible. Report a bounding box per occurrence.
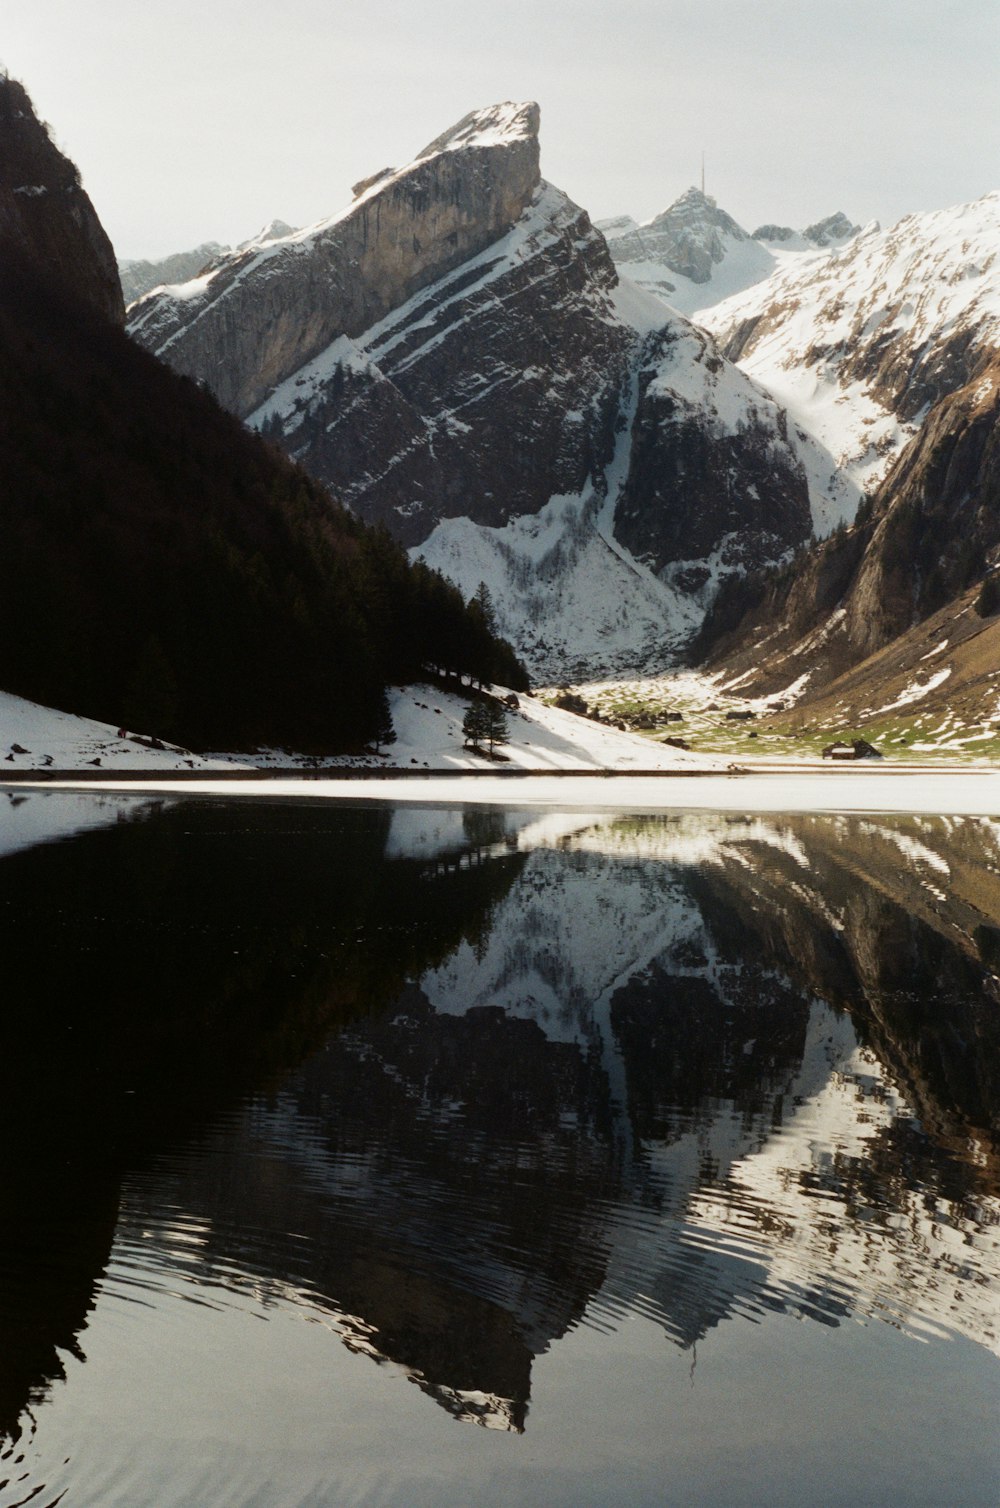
[129,101,542,417]
[843,353,1000,655]
[0,77,123,323]
[752,223,795,242]
[615,321,812,583]
[634,187,750,284]
[802,211,860,246]
[253,184,631,545]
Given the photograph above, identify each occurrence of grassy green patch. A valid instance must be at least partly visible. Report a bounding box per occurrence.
[543,681,1000,764]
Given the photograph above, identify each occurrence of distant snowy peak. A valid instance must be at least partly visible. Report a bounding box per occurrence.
[119,241,229,305]
[237,218,297,249]
[599,190,771,317]
[751,213,862,252]
[598,191,862,317]
[599,187,750,282]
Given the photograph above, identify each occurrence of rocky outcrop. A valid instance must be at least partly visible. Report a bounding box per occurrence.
[0,76,123,323]
[752,223,795,242]
[625,187,753,285]
[129,102,542,417]
[615,319,811,585]
[119,241,228,304]
[801,211,860,246]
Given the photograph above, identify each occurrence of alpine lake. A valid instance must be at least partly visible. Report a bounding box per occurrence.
[0,788,997,1507]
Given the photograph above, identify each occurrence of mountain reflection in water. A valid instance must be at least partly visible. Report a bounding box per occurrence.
[0,793,997,1501]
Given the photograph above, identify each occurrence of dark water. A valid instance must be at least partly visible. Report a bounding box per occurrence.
[0,791,998,1506]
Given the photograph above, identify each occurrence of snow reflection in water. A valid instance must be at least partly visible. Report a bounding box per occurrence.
[0,798,997,1506]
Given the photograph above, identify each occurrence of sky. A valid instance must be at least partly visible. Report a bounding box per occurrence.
[2,0,997,260]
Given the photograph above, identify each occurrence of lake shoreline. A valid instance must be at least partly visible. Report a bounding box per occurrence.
[5,764,1000,815]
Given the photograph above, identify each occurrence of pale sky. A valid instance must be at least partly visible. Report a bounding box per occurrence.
[2,0,997,260]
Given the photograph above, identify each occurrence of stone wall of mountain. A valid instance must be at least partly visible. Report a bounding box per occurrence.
[0,76,123,323]
[250,181,633,547]
[614,318,812,584]
[129,103,544,418]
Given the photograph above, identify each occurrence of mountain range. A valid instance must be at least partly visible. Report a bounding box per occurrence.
[124,99,1000,730]
[4,70,1000,745]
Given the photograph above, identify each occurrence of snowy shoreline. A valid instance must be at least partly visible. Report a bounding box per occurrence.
[3,684,1000,815]
[5,767,1000,817]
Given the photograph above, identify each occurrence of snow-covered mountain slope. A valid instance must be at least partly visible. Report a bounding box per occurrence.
[119,221,298,306]
[127,105,847,681]
[596,188,859,318]
[699,192,1000,496]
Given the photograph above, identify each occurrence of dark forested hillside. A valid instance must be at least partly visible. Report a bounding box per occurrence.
[0,260,525,751]
[0,76,525,754]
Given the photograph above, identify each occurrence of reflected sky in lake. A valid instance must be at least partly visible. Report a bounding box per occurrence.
[0,792,997,1505]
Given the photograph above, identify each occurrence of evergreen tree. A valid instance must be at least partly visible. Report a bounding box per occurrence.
[469,580,499,636]
[485,701,509,751]
[462,701,490,751]
[372,690,397,752]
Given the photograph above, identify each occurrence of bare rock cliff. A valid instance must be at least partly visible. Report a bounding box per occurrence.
[129,102,542,417]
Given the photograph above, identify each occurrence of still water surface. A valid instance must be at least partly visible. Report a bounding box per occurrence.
[0,792,998,1506]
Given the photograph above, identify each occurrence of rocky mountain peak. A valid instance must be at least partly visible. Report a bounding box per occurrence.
[415,100,540,160]
[643,187,750,280]
[0,75,123,323]
[803,210,860,246]
[751,222,796,242]
[238,218,296,248]
[129,100,544,416]
[599,186,755,293]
